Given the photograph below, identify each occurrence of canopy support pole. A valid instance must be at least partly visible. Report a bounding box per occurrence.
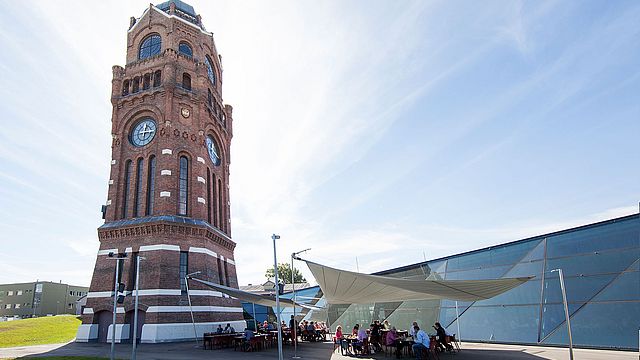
[252,302,257,331]
[455,301,461,349]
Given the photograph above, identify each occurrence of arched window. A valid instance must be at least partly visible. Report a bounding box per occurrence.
[132,76,140,93]
[143,73,151,90]
[217,178,223,231]
[204,55,215,86]
[211,173,217,227]
[206,168,212,224]
[122,80,130,96]
[182,73,191,90]
[217,256,223,285]
[207,89,213,107]
[139,34,161,60]
[134,158,144,217]
[146,155,156,215]
[153,70,162,87]
[178,156,189,216]
[178,42,193,57]
[122,160,133,219]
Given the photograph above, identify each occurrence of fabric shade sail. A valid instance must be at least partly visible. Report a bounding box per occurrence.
[298,258,532,304]
[188,277,298,307]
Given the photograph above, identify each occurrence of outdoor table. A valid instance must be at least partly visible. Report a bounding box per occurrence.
[204,333,236,349]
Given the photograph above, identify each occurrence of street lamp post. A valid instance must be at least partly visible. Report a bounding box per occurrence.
[551,268,574,360]
[291,248,311,359]
[131,255,146,360]
[272,234,284,360]
[106,252,127,360]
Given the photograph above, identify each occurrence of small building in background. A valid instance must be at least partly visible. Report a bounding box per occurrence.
[0,281,88,319]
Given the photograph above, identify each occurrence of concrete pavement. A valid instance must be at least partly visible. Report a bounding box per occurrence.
[1,340,637,360]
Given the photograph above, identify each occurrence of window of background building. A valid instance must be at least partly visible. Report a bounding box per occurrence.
[17,290,22,296]
[4,304,10,309]
[15,304,20,309]
[7,291,13,296]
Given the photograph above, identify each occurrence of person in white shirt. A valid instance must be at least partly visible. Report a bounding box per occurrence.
[224,323,235,333]
[409,321,419,337]
[411,325,431,359]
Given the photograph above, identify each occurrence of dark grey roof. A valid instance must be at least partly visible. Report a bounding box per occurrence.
[156,0,196,17]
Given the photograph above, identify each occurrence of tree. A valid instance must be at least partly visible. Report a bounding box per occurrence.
[265,263,307,284]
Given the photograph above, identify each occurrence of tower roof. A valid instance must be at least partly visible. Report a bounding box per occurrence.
[156,0,202,28]
[156,0,196,16]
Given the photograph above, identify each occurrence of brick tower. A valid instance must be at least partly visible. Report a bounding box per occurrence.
[77,1,245,343]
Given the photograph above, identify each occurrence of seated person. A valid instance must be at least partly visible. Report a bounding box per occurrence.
[262,320,269,332]
[243,327,255,351]
[433,322,452,352]
[306,321,318,341]
[216,324,224,334]
[335,325,344,340]
[409,321,419,338]
[386,326,405,358]
[224,323,235,333]
[411,326,430,360]
[383,320,391,330]
[266,322,275,331]
[355,325,369,354]
[370,320,382,351]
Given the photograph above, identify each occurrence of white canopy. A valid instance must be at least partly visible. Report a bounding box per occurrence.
[188,277,298,307]
[298,258,532,304]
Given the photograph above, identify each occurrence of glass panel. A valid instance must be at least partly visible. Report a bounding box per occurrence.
[545,248,639,276]
[445,265,512,280]
[331,303,375,331]
[449,305,539,343]
[383,300,440,333]
[546,216,639,258]
[593,270,640,301]
[446,240,537,272]
[503,260,543,278]
[477,279,541,306]
[519,239,545,262]
[425,260,447,280]
[543,274,616,304]
[540,303,582,340]
[542,302,640,349]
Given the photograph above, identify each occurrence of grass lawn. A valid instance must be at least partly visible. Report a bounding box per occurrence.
[0,315,81,348]
[25,357,110,359]
[24,358,110,360]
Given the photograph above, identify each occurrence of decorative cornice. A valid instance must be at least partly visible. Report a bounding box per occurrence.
[98,217,235,251]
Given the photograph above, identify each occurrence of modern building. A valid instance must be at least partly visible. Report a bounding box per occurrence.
[242,285,324,330]
[0,281,88,319]
[240,281,312,296]
[78,0,244,343]
[311,213,640,350]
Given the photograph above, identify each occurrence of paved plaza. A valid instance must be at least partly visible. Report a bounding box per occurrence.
[2,340,637,360]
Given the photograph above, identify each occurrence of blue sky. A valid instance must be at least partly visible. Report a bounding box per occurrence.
[0,0,639,286]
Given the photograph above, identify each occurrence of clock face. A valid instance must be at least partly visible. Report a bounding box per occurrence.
[205,136,221,166]
[130,118,157,147]
[181,108,190,118]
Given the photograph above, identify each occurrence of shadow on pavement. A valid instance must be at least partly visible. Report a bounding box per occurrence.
[16,340,336,360]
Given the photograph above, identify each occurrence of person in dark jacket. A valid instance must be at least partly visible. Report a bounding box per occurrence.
[433,322,452,352]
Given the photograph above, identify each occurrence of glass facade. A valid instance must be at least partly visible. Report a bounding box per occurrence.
[241,286,324,331]
[325,214,640,350]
